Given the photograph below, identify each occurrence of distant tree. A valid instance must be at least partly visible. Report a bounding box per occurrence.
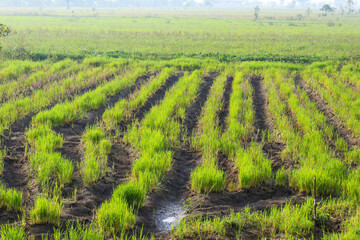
[340,7,345,16]
[296,14,304,20]
[320,4,335,16]
[346,0,354,14]
[306,7,311,17]
[0,24,11,50]
[254,6,260,21]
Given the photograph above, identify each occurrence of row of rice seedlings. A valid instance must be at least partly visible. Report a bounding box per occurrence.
[302,63,360,137]
[0,57,130,136]
[0,58,82,104]
[0,148,5,173]
[26,66,148,187]
[80,68,175,186]
[80,126,112,186]
[337,62,360,90]
[264,68,360,199]
[172,197,357,239]
[102,67,176,130]
[221,69,271,189]
[0,184,23,211]
[96,70,205,235]
[0,223,27,240]
[0,59,45,84]
[279,70,360,201]
[23,66,150,226]
[220,71,254,157]
[190,72,228,193]
[32,67,147,127]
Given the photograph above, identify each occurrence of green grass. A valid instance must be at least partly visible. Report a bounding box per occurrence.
[29,151,73,187]
[30,196,62,225]
[97,197,135,234]
[235,143,272,189]
[191,163,226,193]
[1,11,360,62]
[81,126,111,185]
[0,184,22,211]
[0,223,27,240]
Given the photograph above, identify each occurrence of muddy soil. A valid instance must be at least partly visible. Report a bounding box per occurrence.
[135,74,216,236]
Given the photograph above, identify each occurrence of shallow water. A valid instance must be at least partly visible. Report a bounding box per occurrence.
[155,201,185,231]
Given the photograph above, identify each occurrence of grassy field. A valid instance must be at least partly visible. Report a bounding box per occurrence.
[1,9,360,62]
[0,8,359,240]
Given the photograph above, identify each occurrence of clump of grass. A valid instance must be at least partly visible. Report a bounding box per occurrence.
[30,152,73,187]
[30,196,62,225]
[97,198,135,234]
[343,168,360,201]
[335,135,348,152]
[53,222,104,240]
[81,126,111,186]
[289,159,344,196]
[0,149,5,174]
[275,167,288,186]
[0,185,23,211]
[0,223,26,240]
[27,124,63,152]
[112,181,147,208]
[235,143,272,189]
[323,208,360,239]
[191,163,225,193]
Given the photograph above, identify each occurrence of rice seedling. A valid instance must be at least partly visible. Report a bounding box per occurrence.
[190,72,228,193]
[30,195,62,225]
[81,126,111,185]
[0,223,27,240]
[0,184,23,211]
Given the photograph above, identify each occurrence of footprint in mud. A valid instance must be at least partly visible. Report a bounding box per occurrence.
[155,201,185,231]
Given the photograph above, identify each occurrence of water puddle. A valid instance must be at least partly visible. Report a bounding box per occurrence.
[155,201,185,231]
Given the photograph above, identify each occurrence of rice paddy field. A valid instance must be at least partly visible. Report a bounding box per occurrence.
[0,8,360,240]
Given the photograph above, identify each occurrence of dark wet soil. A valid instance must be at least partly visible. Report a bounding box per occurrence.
[218,76,233,132]
[135,73,216,235]
[251,75,268,136]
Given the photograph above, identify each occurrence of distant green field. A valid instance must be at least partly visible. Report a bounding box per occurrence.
[1,8,360,62]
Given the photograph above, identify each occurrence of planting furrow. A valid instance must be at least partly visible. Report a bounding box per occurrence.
[302,64,360,137]
[250,75,268,137]
[0,59,83,105]
[136,73,216,233]
[0,59,132,189]
[298,75,360,149]
[249,75,285,171]
[189,187,305,217]
[263,68,360,202]
[57,73,153,225]
[0,58,130,136]
[28,68,178,234]
[0,60,45,85]
[25,67,149,202]
[133,72,183,122]
[218,76,233,132]
[92,70,205,237]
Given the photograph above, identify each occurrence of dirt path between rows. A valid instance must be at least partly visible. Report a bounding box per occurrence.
[135,74,217,237]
